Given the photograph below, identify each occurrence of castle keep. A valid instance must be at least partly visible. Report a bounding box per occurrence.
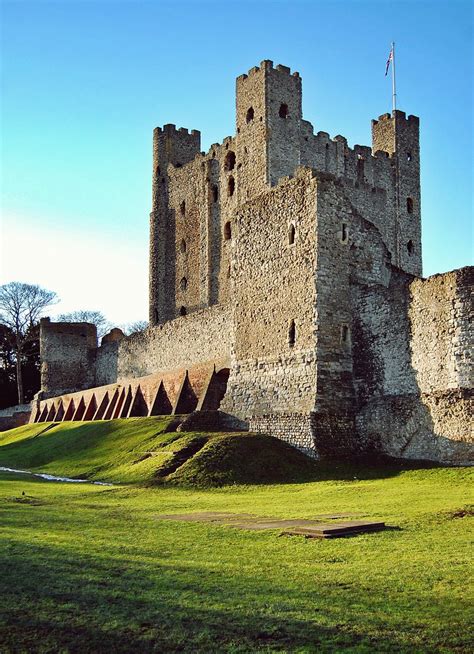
[34,61,473,464]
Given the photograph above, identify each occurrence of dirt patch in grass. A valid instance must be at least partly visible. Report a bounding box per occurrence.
[3,495,47,506]
[446,505,474,519]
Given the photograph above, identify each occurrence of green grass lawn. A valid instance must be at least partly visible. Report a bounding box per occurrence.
[0,419,473,652]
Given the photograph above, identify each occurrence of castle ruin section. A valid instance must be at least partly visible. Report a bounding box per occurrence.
[354,268,473,464]
[39,318,98,399]
[34,60,472,465]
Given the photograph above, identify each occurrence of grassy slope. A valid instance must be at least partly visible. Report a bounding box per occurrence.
[0,420,472,652]
[0,418,187,483]
[0,419,319,486]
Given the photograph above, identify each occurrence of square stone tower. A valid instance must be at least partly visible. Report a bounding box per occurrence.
[372,111,422,276]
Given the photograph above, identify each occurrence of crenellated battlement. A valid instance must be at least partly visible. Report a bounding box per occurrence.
[154,124,201,137]
[372,110,419,126]
[237,59,301,83]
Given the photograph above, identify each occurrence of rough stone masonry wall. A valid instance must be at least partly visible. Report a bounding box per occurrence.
[150,125,201,324]
[248,414,317,457]
[409,268,473,392]
[96,305,232,384]
[40,318,98,399]
[221,170,318,449]
[354,267,473,464]
[371,111,421,276]
[308,175,399,455]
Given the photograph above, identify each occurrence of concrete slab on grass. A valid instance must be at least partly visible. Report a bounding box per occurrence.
[156,512,386,538]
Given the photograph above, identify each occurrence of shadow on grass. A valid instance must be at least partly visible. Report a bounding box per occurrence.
[300,454,443,483]
[154,454,445,490]
[0,538,429,653]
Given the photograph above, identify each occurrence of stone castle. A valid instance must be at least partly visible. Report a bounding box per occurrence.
[33,60,473,464]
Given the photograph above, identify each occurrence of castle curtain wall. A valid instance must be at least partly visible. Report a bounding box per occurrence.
[98,306,232,384]
[353,268,473,465]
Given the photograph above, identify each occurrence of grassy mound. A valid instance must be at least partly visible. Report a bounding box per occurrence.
[0,418,317,486]
[167,432,317,487]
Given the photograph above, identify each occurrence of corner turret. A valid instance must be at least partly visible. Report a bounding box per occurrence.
[149,125,201,326]
[236,60,303,192]
[372,110,421,275]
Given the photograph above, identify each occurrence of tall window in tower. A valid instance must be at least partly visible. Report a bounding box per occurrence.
[357,156,365,182]
[288,320,296,347]
[407,197,414,214]
[224,151,236,171]
[288,224,295,245]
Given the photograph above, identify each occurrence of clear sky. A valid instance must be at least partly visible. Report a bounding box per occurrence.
[1,0,472,325]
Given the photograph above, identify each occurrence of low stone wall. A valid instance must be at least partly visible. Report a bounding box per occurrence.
[0,405,31,432]
[249,414,317,458]
[0,408,31,431]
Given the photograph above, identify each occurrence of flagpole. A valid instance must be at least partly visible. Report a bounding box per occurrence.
[391,41,397,112]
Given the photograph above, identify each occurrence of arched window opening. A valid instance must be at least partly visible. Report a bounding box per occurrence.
[227,264,231,279]
[157,166,161,176]
[407,197,414,214]
[153,308,158,324]
[407,240,414,255]
[212,185,218,203]
[224,221,232,241]
[279,103,289,119]
[180,239,187,254]
[180,277,187,291]
[407,152,412,162]
[357,156,365,181]
[179,306,187,316]
[180,200,186,216]
[224,151,236,171]
[341,223,348,243]
[246,107,254,123]
[228,176,235,197]
[288,224,295,245]
[288,320,296,347]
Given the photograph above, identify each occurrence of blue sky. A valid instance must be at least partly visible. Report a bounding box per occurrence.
[1,0,472,324]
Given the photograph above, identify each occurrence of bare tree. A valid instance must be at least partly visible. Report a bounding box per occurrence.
[57,310,111,339]
[121,320,148,336]
[0,282,58,404]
